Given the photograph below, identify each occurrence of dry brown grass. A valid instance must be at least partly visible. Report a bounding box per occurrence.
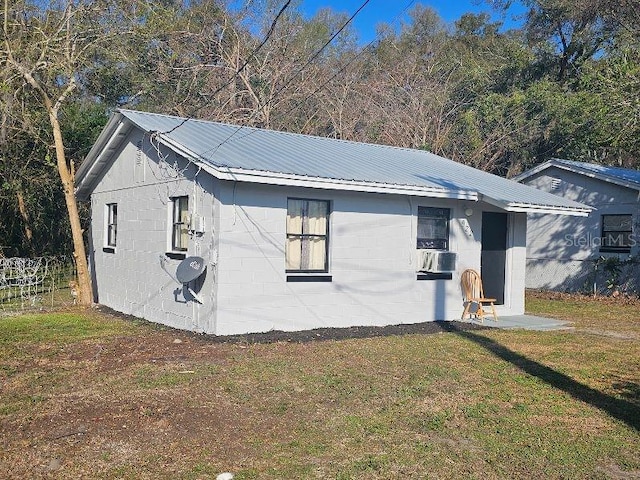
[0,295,639,479]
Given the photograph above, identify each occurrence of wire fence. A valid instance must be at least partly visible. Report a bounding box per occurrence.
[0,256,78,314]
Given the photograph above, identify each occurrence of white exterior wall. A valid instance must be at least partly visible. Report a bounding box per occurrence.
[87,129,528,335]
[89,129,219,332]
[507,212,527,313]
[522,167,640,291]
[213,181,526,335]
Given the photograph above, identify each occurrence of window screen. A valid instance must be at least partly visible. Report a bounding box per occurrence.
[417,207,450,250]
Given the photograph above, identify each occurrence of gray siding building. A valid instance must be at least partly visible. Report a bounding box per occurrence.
[75,110,590,335]
[515,159,640,293]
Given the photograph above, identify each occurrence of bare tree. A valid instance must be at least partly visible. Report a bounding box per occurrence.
[1,0,138,304]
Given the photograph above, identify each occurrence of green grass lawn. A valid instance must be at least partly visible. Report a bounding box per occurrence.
[0,296,638,479]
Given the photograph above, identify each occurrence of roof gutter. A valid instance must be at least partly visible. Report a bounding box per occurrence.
[483,196,592,216]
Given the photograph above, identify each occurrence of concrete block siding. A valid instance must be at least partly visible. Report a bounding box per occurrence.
[89,129,218,333]
[214,187,527,335]
[522,166,639,292]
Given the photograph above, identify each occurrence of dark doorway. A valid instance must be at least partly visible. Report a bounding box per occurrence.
[481,212,508,305]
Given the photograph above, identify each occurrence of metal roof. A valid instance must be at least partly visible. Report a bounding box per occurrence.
[75,109,592,216]
[514,158,640,192]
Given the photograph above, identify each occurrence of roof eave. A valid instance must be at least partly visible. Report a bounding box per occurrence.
[514,158,640,192]
[511,159,554,182]
[155,132,480,201]
[215,166,479,199]
[75,112,131,200]
[483,196,592,216]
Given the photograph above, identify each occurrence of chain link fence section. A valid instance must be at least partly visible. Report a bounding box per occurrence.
[526,256,640,296]
[0,256,77,313]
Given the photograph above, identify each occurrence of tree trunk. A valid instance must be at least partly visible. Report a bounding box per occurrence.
[48,109,93,305]
[15,188,34,252]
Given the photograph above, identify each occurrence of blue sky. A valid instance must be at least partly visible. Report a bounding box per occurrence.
[298,0,527,43]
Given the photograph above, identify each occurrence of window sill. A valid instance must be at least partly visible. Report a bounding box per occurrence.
[166,251,187,260]
[103,246,116,253]
[417,272,453,280]
[599,248,631,254]
[286,275,332,283]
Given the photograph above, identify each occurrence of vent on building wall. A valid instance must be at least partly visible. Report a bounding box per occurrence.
[134,140,145,183]
[550,177,562,190]
[135,140,143,163]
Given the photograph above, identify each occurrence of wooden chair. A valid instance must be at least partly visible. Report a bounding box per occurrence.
[460,269,498,322]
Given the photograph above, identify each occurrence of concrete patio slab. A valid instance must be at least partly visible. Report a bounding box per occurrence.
[460,314,572,331]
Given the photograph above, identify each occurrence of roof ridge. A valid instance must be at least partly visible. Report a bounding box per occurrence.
[119,108,443,158]
[553,157,640,174]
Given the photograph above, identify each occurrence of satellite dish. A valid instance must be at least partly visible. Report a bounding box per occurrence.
[176,256,206,284]
[175,256,207,305]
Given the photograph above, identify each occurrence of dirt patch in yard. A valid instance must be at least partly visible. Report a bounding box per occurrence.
[1,308,492,479]
[577,328,638,341]
[2,303,638,479]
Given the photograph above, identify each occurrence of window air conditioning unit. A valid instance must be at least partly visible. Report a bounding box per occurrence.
[419,251,457,273]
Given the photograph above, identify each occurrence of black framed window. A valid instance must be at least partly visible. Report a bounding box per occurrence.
[171,196,189,252]
[106,203,117,248]
[600,214,633,253]
[286,199,329,272]
[417,207,450,250]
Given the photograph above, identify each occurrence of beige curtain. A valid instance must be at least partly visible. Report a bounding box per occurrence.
[107,204,117,247]
[286,200,304,270]
[179,204,189,249]
[306,201,327,270]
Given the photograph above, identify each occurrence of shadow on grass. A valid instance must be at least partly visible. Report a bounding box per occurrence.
[99,305,639,430]
[441,323,640,432]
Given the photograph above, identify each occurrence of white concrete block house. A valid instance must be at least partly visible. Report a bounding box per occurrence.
[515,159,640,292]
[75,110,590,335]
